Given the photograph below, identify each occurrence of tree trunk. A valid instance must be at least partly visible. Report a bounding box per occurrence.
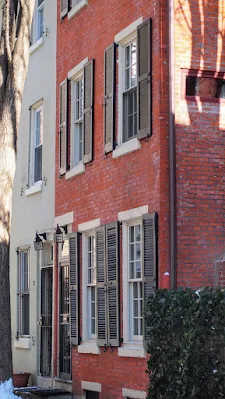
[0,0,35,381]
[0,110,16,381]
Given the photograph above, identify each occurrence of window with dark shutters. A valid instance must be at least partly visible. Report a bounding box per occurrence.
[69,233,79,346]
[104,44,116,153]
[83,60,94,164]
[60,0,68,19]
[142,212,158,342]
[137,18,152,139]
[96,222,120,347]
[96,226,107,346]
[59,80,68,175]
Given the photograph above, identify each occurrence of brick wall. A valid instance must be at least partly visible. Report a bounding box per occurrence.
[55,0,169,397]
[174,0,225,288]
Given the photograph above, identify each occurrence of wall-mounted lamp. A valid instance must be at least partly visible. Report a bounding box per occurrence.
[34,232,47,251]
[54,224,67,244]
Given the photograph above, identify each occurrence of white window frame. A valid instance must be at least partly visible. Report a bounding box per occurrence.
[123,218,143,344]
[71,74,84,168]
[29,101,43,187]
[65,58,88,180]
[17,248,30,337]
[31,0,44,45]
[82,230,97,343]
[68,0,88,20]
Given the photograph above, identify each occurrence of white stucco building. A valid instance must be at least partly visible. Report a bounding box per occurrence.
[10,0,56,384]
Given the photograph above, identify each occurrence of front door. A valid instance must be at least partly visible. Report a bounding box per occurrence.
[40,266,53,376]
[59,263,71,378]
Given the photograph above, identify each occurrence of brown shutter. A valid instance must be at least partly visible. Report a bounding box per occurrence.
[69,233,79,346]
[83,60,94,164]
[60,0,68,19]
[96,226,107,346]
[106,222,120,347]
[142,213,158,343]
[137,18,152,139]
[59,80,68,175]
[104,44,116,154]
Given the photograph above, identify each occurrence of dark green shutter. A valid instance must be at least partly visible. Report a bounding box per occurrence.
[83,60,94,164]
[137,18,152,139]
[60,0,68,19]
[69,233,79,346]
[142,213,158,343]
[106,222,120,347]
[96,226,107,346]
[104,44,116,154]
[59,79,68,175]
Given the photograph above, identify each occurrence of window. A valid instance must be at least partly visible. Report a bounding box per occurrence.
[86,391,99,399]
[86,233,96,340]
[31,0,44,45]
[183,69,225,100]
[128,223,143,339]
[70,0,83,8]
[71,77,84,167]
[123,40,137,142]
[30,103,43,185]
[17,249,30,336]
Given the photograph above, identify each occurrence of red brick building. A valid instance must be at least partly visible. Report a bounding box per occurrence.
[54,0,225,397]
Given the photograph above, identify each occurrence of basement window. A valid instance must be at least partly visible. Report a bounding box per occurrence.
[182,69,225,101]
[86,391,99,399]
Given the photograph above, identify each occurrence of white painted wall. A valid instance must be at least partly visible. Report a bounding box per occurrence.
[9,0,56,383]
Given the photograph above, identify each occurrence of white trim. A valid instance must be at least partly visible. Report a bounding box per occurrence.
[118,347,146,358]
[29,36,44,55]
[118,205,148,222]
[68,0,88,20]
[81,381,101,393]
[78,218,101,232]
[114,17,143,45]
[65,162,85,179]
[122,388,146,398]
[113,138,141,159]
[54,211,74,227]
[68,57,88,80]
[78,343,100,355]
[14,337,31,350]
[25,180,43,196]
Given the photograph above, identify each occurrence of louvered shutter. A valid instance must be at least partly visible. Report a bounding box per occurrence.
[59,80,68,175]
[104,44,116,154]
[60,0,68,19]
[142,213,158,342]
[96,226,107,346]
[69,233,79,346]
[137,18,152,140]
[83,60,94,164]
[106,222,120,347]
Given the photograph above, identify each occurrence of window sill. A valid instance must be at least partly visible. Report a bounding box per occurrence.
[14,337,30,350]
[65,162,85,180]
[68,0,88,20]
[112,137,141,159]
[29,36,44,55]
[118,346,146,358]
[122,388,146,399]
[25,181,43,197]
[78,343,100,355]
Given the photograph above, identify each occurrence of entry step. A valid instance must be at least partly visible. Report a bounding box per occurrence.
[14,386,73,399]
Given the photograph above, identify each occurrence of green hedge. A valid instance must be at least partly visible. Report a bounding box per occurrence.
[145,288,225,398]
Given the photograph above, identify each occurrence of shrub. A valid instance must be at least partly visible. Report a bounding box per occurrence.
[145,288,225,399]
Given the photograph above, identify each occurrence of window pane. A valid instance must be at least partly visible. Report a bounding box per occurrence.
[129,262,134,280]
[134,300,138,317]
[34,145,42,182]
[136,262,141,279]
[129,226,134,243]
[128,92,133,115]
[133,282,138,298]
[22,294,29,335]
[125,45,130,68]
[133,318,138,335]
[125,69,130,91]
[131,42,137,87]
[129,244,134,261]
[91,318,95,335]
[136,243,141,260]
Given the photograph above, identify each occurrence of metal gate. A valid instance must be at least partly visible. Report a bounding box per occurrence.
[40,267,52,376]
[59,264,71,378]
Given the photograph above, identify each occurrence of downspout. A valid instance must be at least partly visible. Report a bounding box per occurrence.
[168,0,177,289]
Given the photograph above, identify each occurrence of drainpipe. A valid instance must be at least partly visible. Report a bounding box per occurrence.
[168,0,176,289]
